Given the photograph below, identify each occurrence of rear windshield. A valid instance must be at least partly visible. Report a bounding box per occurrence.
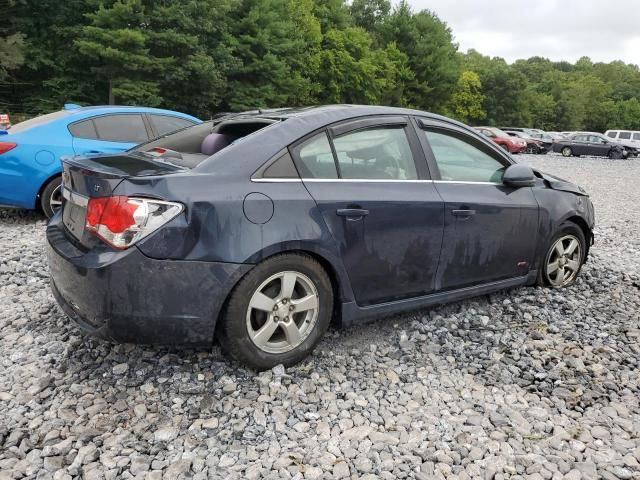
[8,110,72,133]
[131,118,277,168]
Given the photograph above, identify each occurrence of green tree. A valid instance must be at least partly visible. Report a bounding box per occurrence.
[380,1,459,112]
[449,70,485,124]
[225,0,322,110]
[75,0,163,105]
[350,0,391,31]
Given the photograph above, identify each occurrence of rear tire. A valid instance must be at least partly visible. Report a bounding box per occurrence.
[536,222,586,288]
[561,147,573,157]
[608,149,624,159]
[218,253,333,370]
[40,176,63,219]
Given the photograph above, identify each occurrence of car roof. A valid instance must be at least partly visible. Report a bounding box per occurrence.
[64,105,200,121]
[199,104,503,175]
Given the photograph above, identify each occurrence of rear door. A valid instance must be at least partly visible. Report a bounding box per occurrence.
[416,119,539,291]
[71,114,150,155]
[587,135,610,156]
[291,116,445,306]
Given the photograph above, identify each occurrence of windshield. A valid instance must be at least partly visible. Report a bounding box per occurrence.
[8,110,72,134]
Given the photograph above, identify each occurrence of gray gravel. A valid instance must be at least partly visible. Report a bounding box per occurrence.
[1,153,639,480]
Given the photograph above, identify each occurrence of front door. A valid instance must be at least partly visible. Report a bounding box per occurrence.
[417,120,539,291]
[291,117,445,306]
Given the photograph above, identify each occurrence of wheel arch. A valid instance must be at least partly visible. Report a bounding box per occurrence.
[565,215,593,258]
[35,172,62,212]
[214,246,351,343]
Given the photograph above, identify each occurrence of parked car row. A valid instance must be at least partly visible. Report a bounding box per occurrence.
[0,104,201,217]
[473,124,639,159]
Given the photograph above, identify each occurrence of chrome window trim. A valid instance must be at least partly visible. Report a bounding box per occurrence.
[251,178,503,185]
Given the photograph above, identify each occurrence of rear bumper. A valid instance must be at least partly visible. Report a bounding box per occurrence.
[47,215,253,345]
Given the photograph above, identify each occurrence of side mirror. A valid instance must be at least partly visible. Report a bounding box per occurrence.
[503,164,536,188]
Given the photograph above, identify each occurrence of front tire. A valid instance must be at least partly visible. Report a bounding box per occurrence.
[537,223,586,288]
[219,253,333,370]
[561,147,573,157]
[40,176,63,219]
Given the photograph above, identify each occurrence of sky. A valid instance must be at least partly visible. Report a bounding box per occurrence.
[407,0,640,65]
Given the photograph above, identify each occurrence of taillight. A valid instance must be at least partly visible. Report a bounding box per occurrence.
[85,196,183,249]
[0,142,17,155]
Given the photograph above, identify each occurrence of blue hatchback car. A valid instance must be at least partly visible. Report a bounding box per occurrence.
[0,104,201,217]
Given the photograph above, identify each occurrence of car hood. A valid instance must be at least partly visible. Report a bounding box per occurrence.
[534,169,589,197]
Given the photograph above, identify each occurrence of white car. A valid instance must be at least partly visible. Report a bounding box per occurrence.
[605,129,640,149]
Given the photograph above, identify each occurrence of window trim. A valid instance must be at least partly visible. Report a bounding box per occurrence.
[416,120,513,183]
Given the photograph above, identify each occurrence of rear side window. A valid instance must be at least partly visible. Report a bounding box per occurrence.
[633,133,640,141]
[618,132,632,140]
[69,119,98,139]
[606,131,617,138]
[296,132,338,179]
[423,129,507,183]
[149,115,195,136]
[333,127,418,180]
[93,114,149,143]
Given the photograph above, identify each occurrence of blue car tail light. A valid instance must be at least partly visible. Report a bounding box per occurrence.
[0,142,17,155]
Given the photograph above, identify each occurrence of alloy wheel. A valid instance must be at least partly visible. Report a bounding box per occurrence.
[545,235,582,287]
[246,270,319,354]
[49,185,63,213]
[561,147,572,157]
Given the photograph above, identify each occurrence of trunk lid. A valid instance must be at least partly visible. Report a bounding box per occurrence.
[61,153,183,245]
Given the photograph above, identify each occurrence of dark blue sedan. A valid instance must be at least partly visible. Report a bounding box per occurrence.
[47,106,595,370]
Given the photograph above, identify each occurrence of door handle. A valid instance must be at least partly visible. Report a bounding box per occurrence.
[452,209,476,217]
[337,208,369,218]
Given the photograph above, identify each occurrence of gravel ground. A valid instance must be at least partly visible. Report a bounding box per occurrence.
[1,153,639,480]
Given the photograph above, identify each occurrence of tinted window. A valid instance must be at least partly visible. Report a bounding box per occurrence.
[607,131,617,138]
[333,127,417,180]
[633,133,640,141]
[69,119,98,139]
[149,115,195,136]
[618,132,632,140]
[93,114,149,143]
[296,133,338,179]
[424,129,507,183]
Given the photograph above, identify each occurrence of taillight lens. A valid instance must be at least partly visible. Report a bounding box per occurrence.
[0,142,17,155]
[85,196,183,249]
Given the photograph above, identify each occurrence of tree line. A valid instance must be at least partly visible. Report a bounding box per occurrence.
[2,0,640,131]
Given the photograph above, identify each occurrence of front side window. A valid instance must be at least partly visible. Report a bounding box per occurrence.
[423,129,507,183]
[589,135,606,144]
[296,132,338,179]
[606,131,617,138]
[333,127,418,180]
[93,114,149,143]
